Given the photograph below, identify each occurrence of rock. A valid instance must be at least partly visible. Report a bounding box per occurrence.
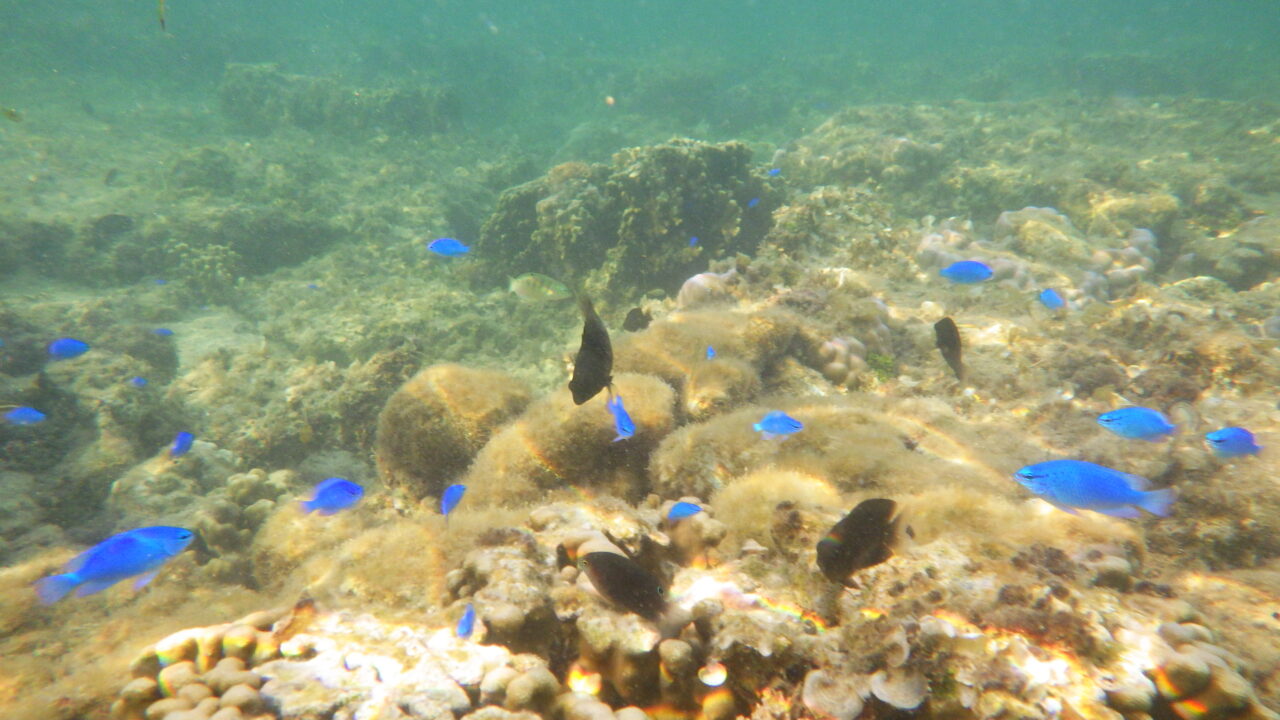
[504,666,559,713]
[202,657,262,694]
[1087,555,1133,591]
[870,668,927,710]
[157,661,201,697]
[803,669,865,720]
[143,697,192,720]
[176,682,214,704]
[218,684,264,714]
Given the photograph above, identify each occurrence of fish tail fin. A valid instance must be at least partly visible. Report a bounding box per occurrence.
[34,574,79,605]
[299,498,315,514]
[1140,488,1176,517]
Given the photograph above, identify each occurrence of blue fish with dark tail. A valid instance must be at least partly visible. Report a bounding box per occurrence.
[427,238,469,257]
[1097,407,1176,441]
[456,603,476,639]
[754,410,803,439]
[301,477,364,515]
[48,337,90,360]
[442,483,467,517]
[1205,427,1261,458]
[33,526,195,604]
[607,394,634,442]
[940,260,993,284]
[1014,459,1175,518]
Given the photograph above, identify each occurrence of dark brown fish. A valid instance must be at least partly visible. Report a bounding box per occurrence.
[622,307,651,332]
[568,296,612,405]
[579,551,666,619]
[91,213,136,238]
[934,317,963,381]
[816,498,900,586]
[2,107,22,123]
[103,168,120,186]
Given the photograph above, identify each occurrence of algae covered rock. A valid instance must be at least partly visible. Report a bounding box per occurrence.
[375,364,532,500]
[478,138,780,300]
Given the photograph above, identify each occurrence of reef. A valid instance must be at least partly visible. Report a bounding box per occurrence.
[218,63,459,137]
[477,138,781,301]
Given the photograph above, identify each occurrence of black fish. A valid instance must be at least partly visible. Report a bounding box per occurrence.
[933,317,963,381]
[579,551,666,619]
[622,307,651,332]
[568,296,612,405]
[816,498,900,586]
[91,213,136,239]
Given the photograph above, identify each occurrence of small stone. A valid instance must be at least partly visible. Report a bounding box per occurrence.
[196,627,228,672]
[615,708,650,720]
[177,683,214,704]
[121,677,161,706]
[219,684,263,714]
[249,632,280,666]
[658,640,694,676]
[155,632,199,667]
[481,666,519,706]
[559,695,615,720]
[1152,650,1211,700]
[131,649,163,679]
[143,697,192,720]
[486,601,526,636]
[208,708,244,720]
[504,667,558,713]
[870,668,927,710]
[220,625,258,662]
[203,657,262,694]
[1105,678,1156,713]
[236,608,287,631]
[1158,622,1213,645]
[157,662,200,697]
[1088,555,1133,591]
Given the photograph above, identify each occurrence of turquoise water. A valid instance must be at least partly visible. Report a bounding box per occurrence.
[5,2,1280,719]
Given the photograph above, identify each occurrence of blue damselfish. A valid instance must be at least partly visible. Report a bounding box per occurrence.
[754,410,803,439]
[1097,407,1176,441]
[668,501,703,520]
[1014,459,1175,518]
[1039,288,1065,310]
[607,394,634,442]
[442,483,467,517]
[301,477,364,516]
[427,238,470,256]
[456,603,477,639]
[939,260,992,284]
[1205,427,1261,458]
[33,526,195,604]
[170,431,195,457]
[48,337,90,359]
[4,406,45,425]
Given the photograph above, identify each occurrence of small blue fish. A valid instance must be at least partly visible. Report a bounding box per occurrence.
[427,238,470,257]
[4,406,46,425]
[300,477,364,516]
[129,376,148,388]
[1205,427,1261,458]
[33,526,195,604]
[668,502,702,520]
[1014,459,1175,518]
[456,603,476,639]
[746,197,760,209]
[939,261,993,284]
[48,337,90,360]
[441,483,467,517]
[689,236,699,247]
[706,346,716,360]
[170,431,195,457]
[754,410,803,439]
[767,168,781,176]
[1097,407,1176,441]
[1038,288,1065,310]
[154,278,168,286]
[153,328,174,337]
[306,283,320,290]
[608,394,635,442]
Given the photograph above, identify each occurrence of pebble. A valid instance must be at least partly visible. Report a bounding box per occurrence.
[503,666,558,713]
[220,625,258,661]
[1087,555,1133,591]
[218,684,264,714]
[208,708,244,720]
[1105,678,1156,712]
[1152,649,1211,700]
[144,697,192,720]
[481,666,519,706]
[203,657,262,694]
[177,682,214,704]
[157,661,201,697]
[121,677,161,706]
[1158,622,1214,645]
[615,708,650,720]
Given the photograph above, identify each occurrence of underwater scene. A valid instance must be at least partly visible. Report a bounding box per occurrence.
[3,1,1280,718]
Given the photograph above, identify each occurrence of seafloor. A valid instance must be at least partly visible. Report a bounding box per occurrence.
[1,71,1280,720]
